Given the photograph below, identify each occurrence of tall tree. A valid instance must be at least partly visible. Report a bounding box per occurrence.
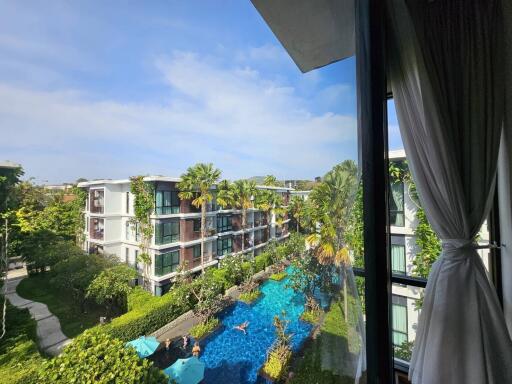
[263,175,281,187]
[178,163,221,273]
[288,195,305,232]
[255,189,283,240]
[129,176,154,289]
[216,179,235,209]
[231,180,257,253]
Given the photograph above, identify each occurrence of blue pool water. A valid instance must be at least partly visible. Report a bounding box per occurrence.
[200,270,312,384]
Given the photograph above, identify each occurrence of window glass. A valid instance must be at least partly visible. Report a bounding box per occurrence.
[155,190,180,214]
[389,181,405,227]
[392,295,408,346]
[192,244,201,259]
[155,250,180,276]
[217,215,232,232]
[193,219,201,232]
[217,237,232,256]
[391,244,406,275]
[155,220,180,245]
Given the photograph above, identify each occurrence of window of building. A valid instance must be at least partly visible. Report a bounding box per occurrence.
[389,181,405,227]
[217,215,232,232]
[155,221,180,245]
[90,189,104,214]
[125,248,129,264]
[90,218,104,240]
[155,250,180,276]
[392,295,408,346]
[192,244,201,260]
[125,221,131,241]
[134,250,139,271]
[126,192,130,214]
[217,237,232,256]
[391,236,406,275]
[193,219,201,232]
[155,282,172,297]
[155,190,180,215]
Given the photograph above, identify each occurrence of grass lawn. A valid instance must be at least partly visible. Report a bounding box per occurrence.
[290,299,360,384]
[16,274,104,338]
[0,298,45,384]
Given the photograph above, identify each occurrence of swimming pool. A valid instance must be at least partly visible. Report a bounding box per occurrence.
[200,269,312,384]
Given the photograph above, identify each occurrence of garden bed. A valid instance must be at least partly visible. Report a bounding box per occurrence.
[239,289,261,304]
[269,272,288,281]
[189,317,221,340]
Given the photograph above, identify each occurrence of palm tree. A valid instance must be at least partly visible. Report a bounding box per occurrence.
[288,195,305,232]
[263,175,281,187]
[216,179,235,210]
[178,163,221,273]
[255,188,283,240]
[232,180,257,253]
[306,160,358,321]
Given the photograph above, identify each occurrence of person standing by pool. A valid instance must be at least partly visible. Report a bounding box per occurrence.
[182,335,189,349]
[164,338,171,351]
[192,341,201,357]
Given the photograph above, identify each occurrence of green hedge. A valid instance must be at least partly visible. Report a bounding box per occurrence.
[127,286,153,311]
[101,284,196,341]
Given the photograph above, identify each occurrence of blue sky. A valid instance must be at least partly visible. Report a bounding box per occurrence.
[0,0,402,183]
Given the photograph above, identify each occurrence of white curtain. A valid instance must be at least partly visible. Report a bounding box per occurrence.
[387,0,512,383]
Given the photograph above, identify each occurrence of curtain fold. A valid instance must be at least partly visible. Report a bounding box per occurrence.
[386,0,512,383]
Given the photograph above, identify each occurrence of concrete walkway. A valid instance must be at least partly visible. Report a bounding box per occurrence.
[5,276,71,356]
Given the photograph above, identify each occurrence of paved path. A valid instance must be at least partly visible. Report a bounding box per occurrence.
[5,277,71,356]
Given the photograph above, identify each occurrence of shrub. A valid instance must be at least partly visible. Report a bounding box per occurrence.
[189,317,220,340]
[261,344,292,381]
[127,286,153,311]
[208,268,230,291]
[269,272,287,281]
[239,289,261,304]
[37,329,167,383]
[254,254,267,272]
[300,310,321,324]
[102,283,196,341]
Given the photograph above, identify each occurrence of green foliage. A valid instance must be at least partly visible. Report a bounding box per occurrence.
[0,299,44,384]
[300,310,321,324]
[87,265,137,317]
[51,253,116,313]
[239,289,261,304]
[261,345,292,381]
[127,286,153,311]
[254,253,270,271]
[16,273,105,338]
[219,253,246,286]
[263,175,282,187]
[130,175,155,286]
[37,329,167,384]
[344,183,364,268]
[287,254,322,301]
[394,340,414,361]
[269,272,287,281]
[413,208,441,278]
[189,273,224,322]
[102,283,195,341]
[189,317,220,340]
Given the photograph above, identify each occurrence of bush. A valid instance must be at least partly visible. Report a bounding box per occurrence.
[37,329,167,383]
[269,272,287,281]
[127,286,153,311]
[0,300,43,384]
[102,283,196,341]
[208,268,230,291]
[300,310,321,324]
[189,317,220,340]
[261,345,292,381]
[254,254,267,272]
[239,289,261,304]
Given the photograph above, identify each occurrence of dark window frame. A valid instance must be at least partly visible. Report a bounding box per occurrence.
[155,190,180,215]
[155,250,180,276]
[193,219,201,232]
[217,215,232,233]
[155,220,180,245]
[217,237,232,256]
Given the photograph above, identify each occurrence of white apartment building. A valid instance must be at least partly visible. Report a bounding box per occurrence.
[78,177,292,296]
[389,149,490,352]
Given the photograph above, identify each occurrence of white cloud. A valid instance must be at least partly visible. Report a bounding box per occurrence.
[0,51,357,183]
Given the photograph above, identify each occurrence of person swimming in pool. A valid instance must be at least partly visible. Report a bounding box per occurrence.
[234,321,249,334]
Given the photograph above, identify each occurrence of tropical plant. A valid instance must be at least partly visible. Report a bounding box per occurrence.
[178,163,221,273]
[37,329,167,383]
[216,179,235,209]
[87,265,137,318]
[255,189,283,240]
[263,175,281,187]
[288,195,306,232]
[239,289,260,304]
[189,317,220,339]
[231,179,257,252]
[130,176,155,289]
[51,253,116,312]
[189,273,224,323]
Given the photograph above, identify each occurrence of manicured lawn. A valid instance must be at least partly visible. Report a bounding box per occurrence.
[16,274,104,338]
[290,299,359,384]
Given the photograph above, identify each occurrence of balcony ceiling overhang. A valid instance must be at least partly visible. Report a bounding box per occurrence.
[251,0,355,73]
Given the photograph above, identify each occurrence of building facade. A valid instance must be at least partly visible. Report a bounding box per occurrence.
[78,177,292,296]
[389,150,490,355]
